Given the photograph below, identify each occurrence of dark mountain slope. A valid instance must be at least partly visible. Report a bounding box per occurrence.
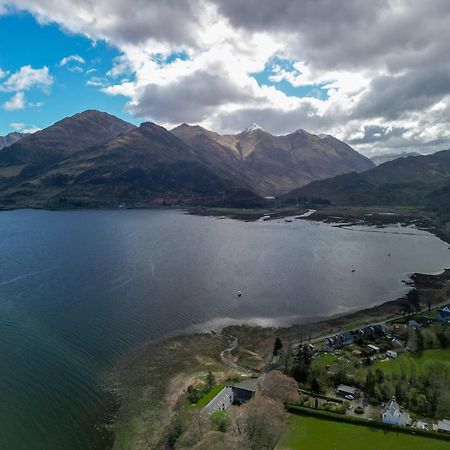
[0,122,263,209]
[0,132,28,150]
[172,124,374,196]
[284,150,450,208]
[0,110,136,177]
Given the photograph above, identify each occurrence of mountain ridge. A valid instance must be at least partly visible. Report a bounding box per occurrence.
[172,123,374,195]
[0,109,375,209]
[0,132,29,150]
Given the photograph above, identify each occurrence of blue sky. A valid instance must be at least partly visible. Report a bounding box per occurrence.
[0,11,329,136]
[0,12,140,134]
[0,1,449,155]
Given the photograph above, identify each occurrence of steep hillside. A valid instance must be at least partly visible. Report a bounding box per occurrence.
[172,124,374,195]
[0,132,28,150]
[0,110,136,177]
[0,122,263,209]
[284,150,450,208]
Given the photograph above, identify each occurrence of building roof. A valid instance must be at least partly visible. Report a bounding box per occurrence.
[202,387,234,415]
[438,419,450,432]
[383,398,410,422]
[336,384,358,395]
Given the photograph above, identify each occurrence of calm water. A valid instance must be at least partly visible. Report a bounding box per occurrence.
[0,209,449,449]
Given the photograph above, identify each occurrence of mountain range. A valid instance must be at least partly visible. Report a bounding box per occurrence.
[0,110,374,209]
[172,123,373,195]
[284,150,450,216]
[370,151,423,166]
[0,132,28,151]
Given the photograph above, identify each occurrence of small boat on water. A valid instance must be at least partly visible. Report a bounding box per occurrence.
[285,219,293,223]
[237,290,242,297]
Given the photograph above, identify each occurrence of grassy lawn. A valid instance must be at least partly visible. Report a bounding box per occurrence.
[371,348,450,378]
[314,353,338,367]
[195,384,225,408]
[278,414,450,450]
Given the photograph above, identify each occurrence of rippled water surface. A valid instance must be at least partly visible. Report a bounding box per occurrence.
[0,209,449,449]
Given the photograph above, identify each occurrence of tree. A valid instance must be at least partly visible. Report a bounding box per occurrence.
[175,410,211,449]
[232,395,286,450]
[189,431,239,450]
[259,370,299,404]
[308,361,329,394]
[415,329,424,353]
[291,344,313,383]
[273,337,283,356]
[375,368,384,384]
[210,410,230,433]
[365,370,376,398]
[206,371,215,391]
[407,289,421,313]
[395,381,407,404]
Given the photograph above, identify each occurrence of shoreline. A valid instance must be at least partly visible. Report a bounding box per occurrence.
[105,265,450,449]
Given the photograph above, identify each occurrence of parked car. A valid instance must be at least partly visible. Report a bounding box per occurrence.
[345,394,355,400]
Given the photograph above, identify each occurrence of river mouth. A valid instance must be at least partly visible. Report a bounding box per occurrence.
[0,209,449,449]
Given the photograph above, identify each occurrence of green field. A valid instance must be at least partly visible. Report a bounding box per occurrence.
[372,348,450,377]
[278,415,450,450]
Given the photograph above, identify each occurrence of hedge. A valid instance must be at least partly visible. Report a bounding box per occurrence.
[286,405,450,443]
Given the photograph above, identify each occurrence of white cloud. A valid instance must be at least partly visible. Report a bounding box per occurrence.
[10,122,26,130]
[9,122,41,133]
[0,68,8,79]
[4,0,450,154]
[59,54,85,67]
[0,65,53,92]
[3,92,25,110]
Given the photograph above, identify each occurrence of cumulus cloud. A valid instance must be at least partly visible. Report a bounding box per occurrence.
[3,92,25,110]
[9,122,40,133]
[3,0,450,154]
[59,54,85,67]
[0,65,53,92]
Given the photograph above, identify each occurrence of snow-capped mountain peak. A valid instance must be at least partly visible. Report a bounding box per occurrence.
[243,123,264,133]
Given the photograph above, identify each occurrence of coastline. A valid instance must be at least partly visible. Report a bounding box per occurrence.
[105,266,450,449]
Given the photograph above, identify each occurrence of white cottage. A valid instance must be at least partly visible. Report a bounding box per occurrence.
[381,397,411,427]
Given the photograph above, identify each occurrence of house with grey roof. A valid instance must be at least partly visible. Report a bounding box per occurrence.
[381,397,411,427]
[201,385,255,416]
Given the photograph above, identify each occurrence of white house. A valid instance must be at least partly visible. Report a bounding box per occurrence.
[438,419,450,433]
[381,397,411,426]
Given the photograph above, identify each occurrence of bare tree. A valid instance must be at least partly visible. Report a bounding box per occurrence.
[232,395,286,450]
[258,370,299,404]
[175,410,211,449]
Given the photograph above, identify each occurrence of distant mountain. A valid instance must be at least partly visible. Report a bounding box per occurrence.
[0,110,374,210]
[0,132,28,150]
[370,152,423,166]
[0,110,136,178]
[0,121,263,209]
[172,124,374,196]
[283,150,450,212]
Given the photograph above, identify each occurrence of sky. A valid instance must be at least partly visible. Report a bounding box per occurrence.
[1,1,450,156]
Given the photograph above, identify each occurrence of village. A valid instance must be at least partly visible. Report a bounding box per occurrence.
[179,302,450,449]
